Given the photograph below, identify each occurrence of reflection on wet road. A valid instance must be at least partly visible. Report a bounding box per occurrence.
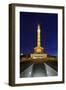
[32,63,47,77]
[20,63,57,78]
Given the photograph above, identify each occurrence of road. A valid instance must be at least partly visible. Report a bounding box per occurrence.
[20,62,57,78]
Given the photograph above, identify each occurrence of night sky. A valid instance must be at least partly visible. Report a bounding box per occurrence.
[20,12,58,56]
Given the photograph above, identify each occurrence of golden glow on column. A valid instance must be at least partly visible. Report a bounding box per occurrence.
[30,23,47,59]
[37,24,41,47]
[34,24,44,54]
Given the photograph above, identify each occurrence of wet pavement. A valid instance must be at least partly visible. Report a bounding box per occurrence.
[20,62,57,78]
[32,63,47,77]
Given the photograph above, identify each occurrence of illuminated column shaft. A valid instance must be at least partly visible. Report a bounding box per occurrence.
[37,24,41,47]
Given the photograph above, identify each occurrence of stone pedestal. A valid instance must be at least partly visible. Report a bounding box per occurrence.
[31,53,47,59]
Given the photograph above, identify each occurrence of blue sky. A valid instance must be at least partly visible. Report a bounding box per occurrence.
[20,12,58,56]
